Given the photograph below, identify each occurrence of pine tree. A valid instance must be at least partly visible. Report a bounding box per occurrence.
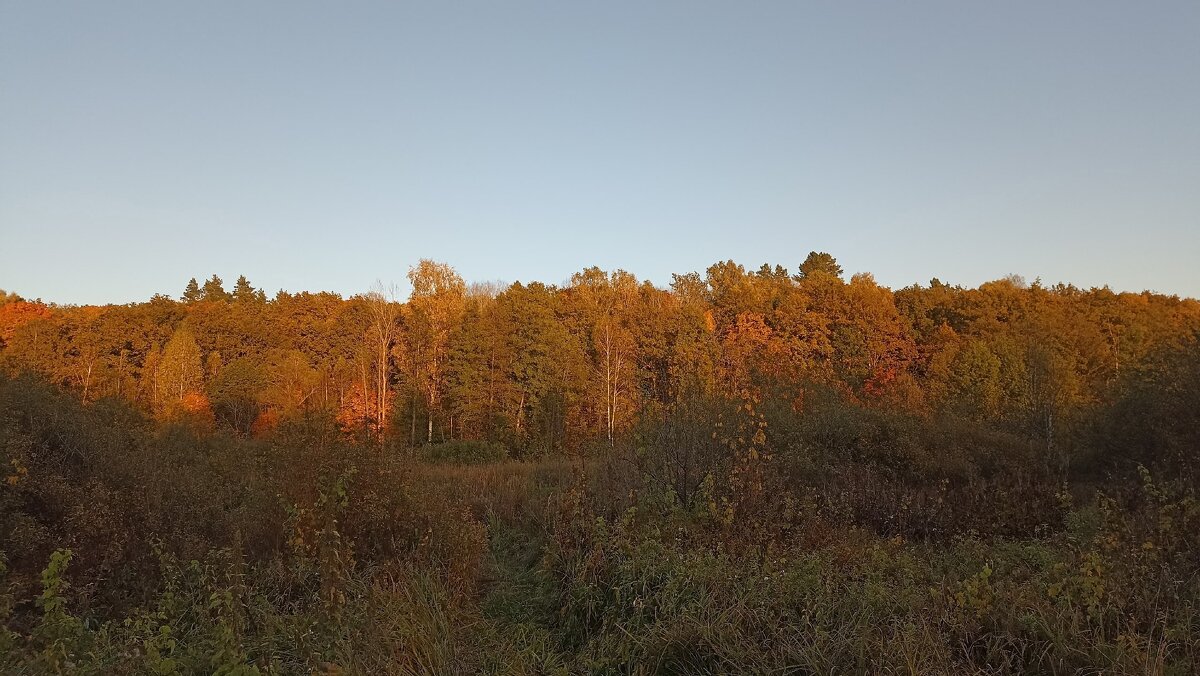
[202,275,230,302]
[796,251,843,281]
[233,275,257,303]
[182,278,202,303]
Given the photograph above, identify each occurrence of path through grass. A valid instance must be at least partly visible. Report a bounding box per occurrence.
[475,518,572,675]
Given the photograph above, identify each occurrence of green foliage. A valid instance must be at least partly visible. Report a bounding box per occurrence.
[538,463,1200,673]
[796,250,844,280]
[202,275,230,303]
[181,278,202,303]
[418,439,509,464]
[208,357,265,434]
[946,339,1003,418]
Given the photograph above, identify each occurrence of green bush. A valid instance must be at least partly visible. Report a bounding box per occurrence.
[417,439,509,465]
[540,466,1200,673]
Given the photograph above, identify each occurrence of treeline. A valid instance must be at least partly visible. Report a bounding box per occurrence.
[2,256,1200,672]
[2,253,1198,468]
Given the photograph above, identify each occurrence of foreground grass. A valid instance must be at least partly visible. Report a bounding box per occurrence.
[3,452,1196,673]
[475,520,571,675]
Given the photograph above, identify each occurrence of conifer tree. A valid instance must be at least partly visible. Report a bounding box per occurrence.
[202,275,230,302]
[182,278,202,303]
[796,251,843,281]
[233,275,257,303]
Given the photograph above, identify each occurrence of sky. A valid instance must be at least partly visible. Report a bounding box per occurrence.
[1,1,1198,305]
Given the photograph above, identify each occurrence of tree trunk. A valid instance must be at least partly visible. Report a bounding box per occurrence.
[82,361,93,401]
[516,391,525,435]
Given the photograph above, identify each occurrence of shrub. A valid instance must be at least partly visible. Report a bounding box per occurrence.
[417,439,510,465]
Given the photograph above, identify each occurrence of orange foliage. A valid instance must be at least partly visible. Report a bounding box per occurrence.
[863,364,900,397]
[251,408,281,436]
[336,384,379,434]
[719,312,804,391]
[0,301,53,345]
[180,391,212,415]
[159,391,215,428]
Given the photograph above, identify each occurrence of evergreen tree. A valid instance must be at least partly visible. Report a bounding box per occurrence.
[202,275,230,302]
[233,275,258,303]
[796,251,844,281]
[182,278,202,303]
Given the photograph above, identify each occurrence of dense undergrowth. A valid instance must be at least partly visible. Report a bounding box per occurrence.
[2,350,1198,673]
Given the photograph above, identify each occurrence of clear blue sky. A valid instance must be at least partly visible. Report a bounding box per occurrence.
[2,1,1198,304]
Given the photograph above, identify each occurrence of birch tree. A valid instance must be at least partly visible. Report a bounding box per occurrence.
[364,282,400,439]
[407,261,465,443]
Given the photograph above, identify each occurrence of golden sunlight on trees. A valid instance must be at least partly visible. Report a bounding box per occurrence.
[1,256,1197,463]
[2,257,1200,673]
[363,282,400,439]
[567,268,640,446]
[155,324,211,422]
[0,299,52,349]
[406,260,466,444]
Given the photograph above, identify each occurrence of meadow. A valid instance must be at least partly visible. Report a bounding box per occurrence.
[1,261,1197,673]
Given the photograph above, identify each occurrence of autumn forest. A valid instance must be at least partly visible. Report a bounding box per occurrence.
[1,254,1198,673]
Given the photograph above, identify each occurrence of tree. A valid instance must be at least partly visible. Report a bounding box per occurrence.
[233,275,260,304]
[4,254,1200,471]
[209,357,265,434]
[796,251,843,281]
[944,339,1003,419]
[835,273,916,394]
[263,349,320,416]
[157,325,205,416]
[407,261,466,443]
[445,293,510,442]
[201,275,230,303]
[497,282,581,453]
[363,282,400,440]
[0,301,52,351]
[567,268,640,446]
[706,261,761,328]
[142,342,162,409]
[182,278,203,303]
[64,308,106,401]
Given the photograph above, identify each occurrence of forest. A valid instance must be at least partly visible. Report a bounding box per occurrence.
[1,252,1198,674]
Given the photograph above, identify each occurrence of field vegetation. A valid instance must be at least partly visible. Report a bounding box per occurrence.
[0,256,1197,673]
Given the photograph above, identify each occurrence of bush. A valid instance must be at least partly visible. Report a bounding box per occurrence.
[416,439,509,465]
[541,462,1200,673]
